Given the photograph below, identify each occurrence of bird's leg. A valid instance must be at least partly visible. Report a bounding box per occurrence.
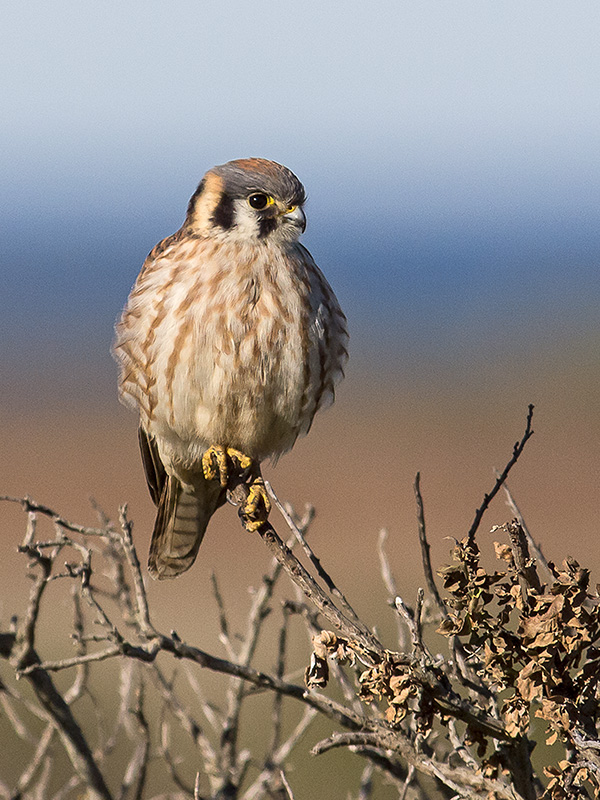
[240,478,271,532]
[202,445,271,530]
[202,445,252,488]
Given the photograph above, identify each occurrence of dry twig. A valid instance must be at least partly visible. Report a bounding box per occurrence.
[3,405,596,799]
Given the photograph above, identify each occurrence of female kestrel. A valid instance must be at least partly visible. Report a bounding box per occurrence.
[113,158,348,579]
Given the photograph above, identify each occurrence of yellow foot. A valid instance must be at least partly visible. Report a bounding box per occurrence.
[202,445,252,487]
[241,478,271,532]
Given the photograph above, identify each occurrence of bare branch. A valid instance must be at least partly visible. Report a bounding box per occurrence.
[313,731,524,800]
[413,473,446,617]
[266,481,374,643]
[254,521,384,660]
[278,770,295,800]
[466,404,534,546]
[394,595,424,655]
[5,510,113,800]
[377,529,409,650]
[242,706,318,800]
[151,663,220,792]
[311,731,386,756]
[211,572,235,659]
[13,723,55,797]
[501,480,553,583]
[117,679,150,800]
[1,495,114,538]
[357,762,374,800]
[158,720,197,796]
[10,656,113,799]
[506,518,542,599]
[18,645,122,674]
[118,505,154,637]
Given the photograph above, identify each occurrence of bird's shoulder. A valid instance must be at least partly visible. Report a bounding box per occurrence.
[131,227,221,289]
[144,225,211,266]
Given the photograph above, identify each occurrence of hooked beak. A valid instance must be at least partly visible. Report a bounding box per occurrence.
[281,204,306,233]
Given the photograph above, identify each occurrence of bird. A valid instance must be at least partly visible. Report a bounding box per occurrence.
[113,158,348,579]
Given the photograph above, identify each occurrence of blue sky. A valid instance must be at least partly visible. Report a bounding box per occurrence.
[2,1,600,402]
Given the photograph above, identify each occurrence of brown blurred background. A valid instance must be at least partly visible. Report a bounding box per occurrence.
[3,344,599,637]
[3,339,600,795]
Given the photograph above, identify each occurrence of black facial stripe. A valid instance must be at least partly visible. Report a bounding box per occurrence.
[212,192,235,229]
[258,215,278,238]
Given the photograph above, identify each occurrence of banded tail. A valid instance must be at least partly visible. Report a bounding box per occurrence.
[139,427,225,579]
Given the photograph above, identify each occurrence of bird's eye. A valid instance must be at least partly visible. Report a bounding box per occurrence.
[248,193,270,210]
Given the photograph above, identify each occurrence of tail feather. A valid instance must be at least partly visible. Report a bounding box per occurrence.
[148,475,225,579]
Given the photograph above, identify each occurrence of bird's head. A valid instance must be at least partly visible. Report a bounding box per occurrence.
[185,158,307,244]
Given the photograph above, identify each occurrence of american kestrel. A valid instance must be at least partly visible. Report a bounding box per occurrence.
[113,158,348,579]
